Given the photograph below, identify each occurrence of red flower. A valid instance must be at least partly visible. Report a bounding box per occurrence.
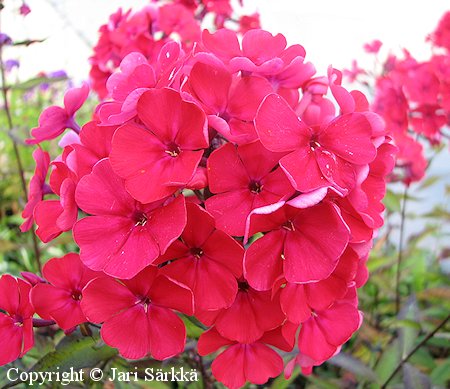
[197,279,285,343]
[31,253,100,330]
[202,29,315,89]
[0,275,34,366]
[73,159,187,279]
[81,266,193,360]
[205,141,294,236]
[363,39,382,54]
[198,327,286,389]
[297,288,362,361]
[110,88,208,203]
[27,83,89,144]
[158,203,243,311]
[20,148,50,232]
[185,61,273,144]
[255,93,377,194]
[244,201,350,289]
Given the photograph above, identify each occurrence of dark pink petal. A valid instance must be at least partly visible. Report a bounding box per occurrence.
[284,203,349,283]
[188,62,231,114]
[255,94,310,152]
[64,82,89,117]
[206,190,254,236]
[137,88,208,150]
[149,275,194,315]
[202,29,241,62]
[212,344,246,389]
[319,113,376,164]
[202,230,244,277]
[31,284,86,330]
[244,230,284,291]
[42,253,83,289]
[27,106,68,144]
[280,283,311,323]
[75,158,134,217]
[21,148,50,232]
[242,30,286,64]
[56,178,77,230]
[280,148,328,192]
[81,277,137,323]
[147,305,186,360]
[227,76,273,121]
[34,200,64,243]
[101,304,150,359]
[0,275,20,314]
[181,203,215,248]
[297,317,337,361]
[244,343,284,385]
[144,195,187,256]
[207,143,249,193]
[198,327,235,355]
[0,314,23,366]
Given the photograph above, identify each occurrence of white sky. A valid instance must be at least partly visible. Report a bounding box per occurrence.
[2,0,450,81]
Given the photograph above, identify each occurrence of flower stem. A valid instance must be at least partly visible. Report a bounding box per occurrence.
[395,185,408,314]
[0,14,42,272]
[381,313,450,388]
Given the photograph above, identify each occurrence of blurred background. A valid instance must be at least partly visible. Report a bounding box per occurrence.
[2,0,450,79]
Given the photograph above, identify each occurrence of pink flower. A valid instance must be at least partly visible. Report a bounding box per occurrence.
[363,39,382,54]
[255,93,377,194]
[158,203,243,311]
[73,159,187,279]
[185,61,273,144]
[20,148,51,232]
[34,149,79,243]
[428,11,450,51]
[27,83,89,144]
[238,13,261,34]
[0,275,34,366]
[244,201,350,289]
[297,288,362,361]
[31,253,100,330]
[197,279,285,343]
[81,266,193,360]
[19,3,31,16]
[110,88,208,203]
[205,141,294,236]
[198,327,287,389]
[202,29,315,89]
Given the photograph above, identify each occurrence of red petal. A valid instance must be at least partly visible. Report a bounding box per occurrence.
[244,343,284,385]
[149,275,194,315]
[244,230,284,291]
[80,277,137,323]
[255,93,309,152]
[147,305,186,360]
[211,344,247,389]
[319,113,376,164]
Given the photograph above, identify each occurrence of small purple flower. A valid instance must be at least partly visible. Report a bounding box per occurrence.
[4,59,20,72]
[0,33,12,47]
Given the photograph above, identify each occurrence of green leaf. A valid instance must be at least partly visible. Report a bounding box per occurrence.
[9,76,67,91]
[398,296,420,358]
[374,339,402,383]
[383,190,401,212]
[183,316,205,339]
[30,330,117,373]
[417,175,441,190]
[270,367,300,389]
[328,353,378,382]
[430,359,450,386]
[402,363,431,389]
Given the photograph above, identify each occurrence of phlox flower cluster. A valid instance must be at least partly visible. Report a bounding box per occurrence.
[89,0,260,98]
[2,24,396,389]
[344,12,450,185]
